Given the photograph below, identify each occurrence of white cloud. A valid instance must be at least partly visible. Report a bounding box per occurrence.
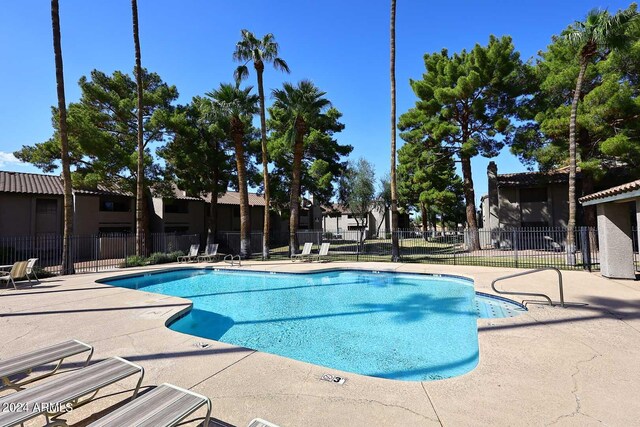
[0,151,27,168]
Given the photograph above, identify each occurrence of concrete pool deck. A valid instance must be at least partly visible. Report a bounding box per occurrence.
[1,261,639,426]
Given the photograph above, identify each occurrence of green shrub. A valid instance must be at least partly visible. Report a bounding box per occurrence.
[146,251,183,264]
[167,250,185,262]
[146,252,170,265]
[122,255,147,267]
[120,250,186,268]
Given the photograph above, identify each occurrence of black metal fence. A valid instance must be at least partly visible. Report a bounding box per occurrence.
[0,233,200,275]
[217,227,604,271]
[3,227,637,275]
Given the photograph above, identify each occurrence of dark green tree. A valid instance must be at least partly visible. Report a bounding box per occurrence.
[268,80,350,255]
[205,84,258,259]
[514,38,640,204]
[399,35,524,250]
[15,69,178,198]
[234,29,290,259]
[513,5,638,252]
[159,96,235,245]
[397,140,463,234]
[563,6,637,253]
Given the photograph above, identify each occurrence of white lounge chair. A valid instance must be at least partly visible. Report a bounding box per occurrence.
[0,261,29,290]
[0,339,93,391]
[0,357,144,427]
[177,244,200,263]
[197,243,220,262]
[26,258,39,283]
[312,242,331,262]
[291,242,313,262]
[88,383,211,427]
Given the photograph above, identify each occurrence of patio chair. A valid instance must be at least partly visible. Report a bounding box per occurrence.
[312,242,331,262]
[177,244,200,263]
[543,235,562,252]
[197,243,220,262]
[26,258,39,283]
[87,383,211,427]
[0,356,144,427]
[291,242,313,262]
[0,261,29,290]
[0,339,93,391]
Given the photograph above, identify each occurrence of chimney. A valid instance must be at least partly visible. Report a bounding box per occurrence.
[487,162,499,230]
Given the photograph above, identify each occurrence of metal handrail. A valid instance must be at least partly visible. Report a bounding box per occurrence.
[491,267,565,308]
[224,254,241,266]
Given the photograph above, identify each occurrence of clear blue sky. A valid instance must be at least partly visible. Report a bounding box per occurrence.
[0,0,633,201]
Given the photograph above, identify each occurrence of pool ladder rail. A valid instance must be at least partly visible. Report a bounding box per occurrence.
[223,254,242,267]
[491,267,565,308]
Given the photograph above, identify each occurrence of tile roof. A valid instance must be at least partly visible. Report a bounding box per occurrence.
[0,171,63,195]
[0,170,269,205]
[579,179,640,203]
[0,171,131,197]
[204,191,266,206]
[497,170,577,187]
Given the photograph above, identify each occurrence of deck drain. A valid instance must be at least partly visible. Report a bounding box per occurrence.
[195,342,210,349]
[321,373,346,385]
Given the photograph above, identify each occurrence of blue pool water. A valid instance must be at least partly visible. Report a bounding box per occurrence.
[102,269,523,381]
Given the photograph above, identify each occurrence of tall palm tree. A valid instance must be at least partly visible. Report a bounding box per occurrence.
[390,0,400,261]
[51,0,74,275]
[206,84,259,258]
[131,0,145,256]
[271,81,331,255]
[564,7,637,259]
[233,30,290,260]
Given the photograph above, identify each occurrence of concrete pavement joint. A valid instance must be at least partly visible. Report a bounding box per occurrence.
[421,382,444,426]
[188,350,258,390]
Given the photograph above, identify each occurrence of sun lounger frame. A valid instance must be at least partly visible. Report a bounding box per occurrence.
[0,339,94,391]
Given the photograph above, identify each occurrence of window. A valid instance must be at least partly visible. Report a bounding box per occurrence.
[36,199,57,214]
[164,199,189,214]
[99,226,131,234]
[348,225,365,231]
[100,197,131,212]
[519,187,547,203]
[347,213,365,219]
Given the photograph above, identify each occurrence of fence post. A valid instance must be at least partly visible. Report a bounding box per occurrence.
[581,227,591,272]
[453,233,456,265]
[513,229,518,268]
[95,235,99,273]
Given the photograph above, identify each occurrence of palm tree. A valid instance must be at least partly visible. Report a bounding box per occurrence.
[271,81,331,256]
[390,0,400,261]
[563,7,637,260]
[51,0,74,275]
[131,0,145,256]
[206,84,258,258]
[233,30,290,260]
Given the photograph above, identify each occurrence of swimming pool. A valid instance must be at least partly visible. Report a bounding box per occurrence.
[101,268,524,381]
